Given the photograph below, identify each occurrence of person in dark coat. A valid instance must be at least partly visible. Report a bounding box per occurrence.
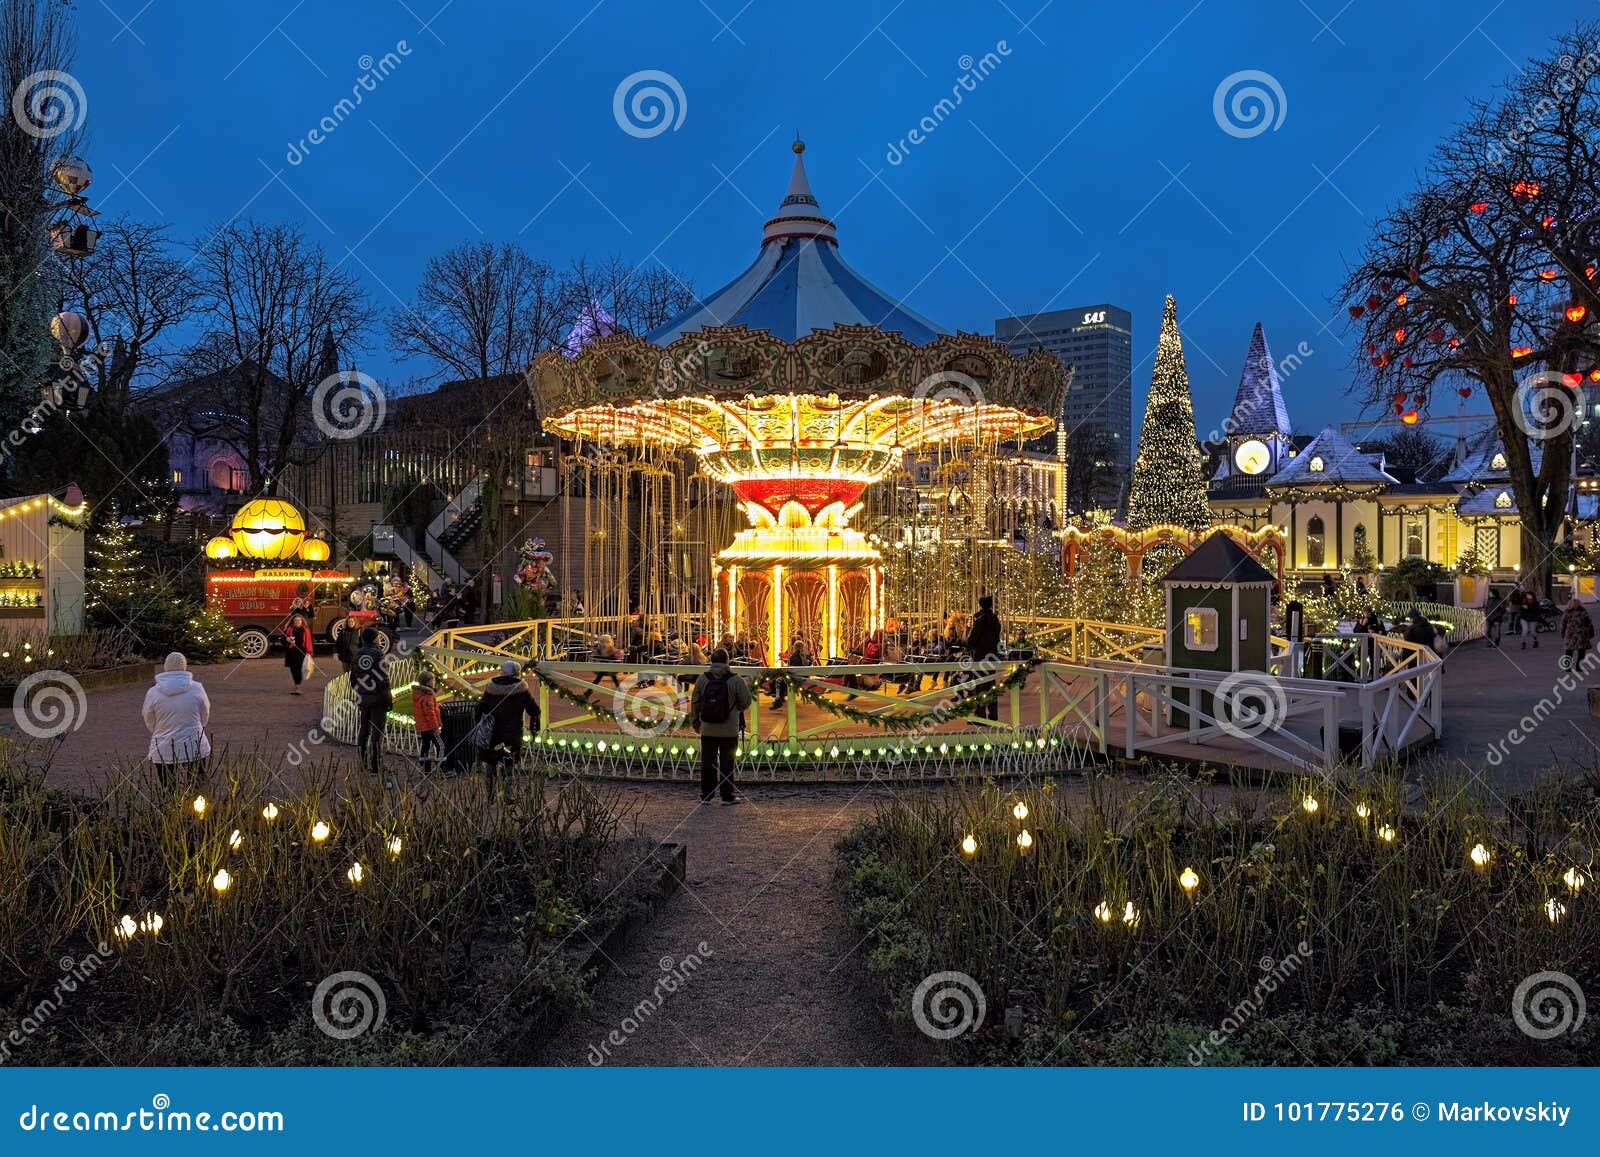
[1519,589,1541,650]
[1403,609,1436,652]
[284,612,314,695]
[475,660,539,793]
[351,628,392,776]
[1560,598,1594,672]
[334,614,359,673]
[966,594,1003,721]
[1485,589,1507,647]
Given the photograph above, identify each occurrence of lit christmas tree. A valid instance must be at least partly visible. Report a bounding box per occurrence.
[1126,295,1213,533]
[86,506,141,611]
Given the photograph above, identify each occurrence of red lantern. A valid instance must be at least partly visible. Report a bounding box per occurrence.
[1427,328,1445,343]
[1401,410,1420,425]
[1368,342,1379,356]
[1378,280,1392,293]
[1542,215,1556,229]
[1566,304,1587,324]
[1403,357,1414,368]
[1589,368,1600,384]
[1407,267,1421,283]
[1588,263,1597,279]
[1366,293,1382,311]
[1396,293,1409,306]
[1539,269,1559,281]
[1509,179,1540,199]
[1392,392,1408,403]
[1470,201,1488,213]
[1393,403,1404,415]
[1563,373,1583,387]
[1458,387,1472,398]
[1394,328,1407,342]
[1512,346,1534,358]
[1349,305,1366,319]
[1449,337,1461,349]
[1508,294,1518,306]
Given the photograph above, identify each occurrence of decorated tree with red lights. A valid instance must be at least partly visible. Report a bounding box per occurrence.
[1340,23,1600,595]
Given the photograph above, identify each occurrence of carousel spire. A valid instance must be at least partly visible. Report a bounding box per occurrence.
[763,137,837,244]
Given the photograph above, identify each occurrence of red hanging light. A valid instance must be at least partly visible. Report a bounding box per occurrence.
[1366,293,1382,311]
[1394,327,1407,342]
[1563,373,1583,387]
[1401,410,1420,425]
[1512,346,1534,358]
[1470,201,1488,213]
[1509,179,1540,199]
[1566,304,1588,324]
[1449,337,1462,349]
[1396,293,1409,306]
[1458,387,1472,398]
[1427,328,1446,343]
[1349,305,1366,319]
[1539,269,1559,281]
[1508,294,1518,305]
[1589,368,1600,383]
[1393,403,1404,415]
[1378,279,1392,293]
[1407,267,1421,283]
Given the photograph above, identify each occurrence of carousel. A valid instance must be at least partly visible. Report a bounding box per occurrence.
[533,141,1068,659]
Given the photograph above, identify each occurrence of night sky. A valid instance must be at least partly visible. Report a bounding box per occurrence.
[72,0,1588,436]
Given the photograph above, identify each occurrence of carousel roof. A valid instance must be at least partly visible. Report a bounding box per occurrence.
[647,141,947,346]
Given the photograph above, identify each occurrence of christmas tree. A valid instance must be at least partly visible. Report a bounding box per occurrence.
[87,507,142,611]
[1126,295,1213,532]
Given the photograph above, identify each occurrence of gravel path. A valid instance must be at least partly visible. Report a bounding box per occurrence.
[531,782,931,1067]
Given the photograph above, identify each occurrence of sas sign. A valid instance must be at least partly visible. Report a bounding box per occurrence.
[1082,310,1106,324]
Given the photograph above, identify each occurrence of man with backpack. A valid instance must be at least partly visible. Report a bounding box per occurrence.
[690,647,753,806]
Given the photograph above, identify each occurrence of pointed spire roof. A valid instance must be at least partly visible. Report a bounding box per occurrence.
[647,139,944,345]
[1229,322,1292,438]
[762,138,838,244]
[561,299,620,358]
[1266,425,1396,488]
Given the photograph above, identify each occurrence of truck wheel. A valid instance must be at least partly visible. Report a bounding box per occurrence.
[370,627,395,654]
[236,627,271,660]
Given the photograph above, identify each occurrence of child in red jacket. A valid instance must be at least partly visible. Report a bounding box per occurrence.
[412,670,444,775]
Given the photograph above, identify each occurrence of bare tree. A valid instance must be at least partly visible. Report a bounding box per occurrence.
[61,216,195,409]
[386,240,566,384]
[1373,427,1451,478]
[0,0,78,429]
[185,220,371,495]
[1339,23,1600,594]
[561,256,697,337]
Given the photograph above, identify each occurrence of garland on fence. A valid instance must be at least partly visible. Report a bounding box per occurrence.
[788,659,1041,733]
[528,663,617,722]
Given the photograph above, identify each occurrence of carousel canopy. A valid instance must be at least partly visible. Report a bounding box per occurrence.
[647,141,946,346]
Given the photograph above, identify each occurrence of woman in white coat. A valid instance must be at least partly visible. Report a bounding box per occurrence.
[141,652,211,787]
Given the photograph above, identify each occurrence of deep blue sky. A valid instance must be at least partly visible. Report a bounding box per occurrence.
[72,0,1587,435]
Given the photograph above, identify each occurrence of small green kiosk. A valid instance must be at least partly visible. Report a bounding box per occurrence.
[1161,533,1275,722]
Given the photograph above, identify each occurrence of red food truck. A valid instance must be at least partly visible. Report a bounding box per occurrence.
[205,567,392,660]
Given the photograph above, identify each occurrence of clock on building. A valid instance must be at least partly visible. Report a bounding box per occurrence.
[1233,438,1271,475]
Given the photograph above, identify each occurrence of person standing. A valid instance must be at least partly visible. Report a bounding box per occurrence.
[1519,589,1541,650]
[590,633,625,688]
[690,647,752,805]
[142,653,211,789]
[1403,608,1437,652]
[474,660,539,796]
[1485,589,1506,648]
[334,614,359,674]
[771,635,807,707]
[351,628,392,777]
[1283,597,1306,676]
[284,612,315,695]
[412,670,444,775]
[966,594,1003,721]
[1560,597,1594,672]
[459,581,480,625]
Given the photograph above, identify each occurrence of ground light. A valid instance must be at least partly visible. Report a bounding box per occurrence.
[1012,800,1028,821]
[1470,842,1491,867]
[261,803,279,821]
[1094,901,1113,923]
[192,795,207,817]
[311,820,331,842]
[1179,866,1200,893]
[347,862,365,885]
[211,868,232,893]
[1563,867,1586,893]
[960,834,977,856]
[1545,898,1568,923]
[1016,828,1033,851]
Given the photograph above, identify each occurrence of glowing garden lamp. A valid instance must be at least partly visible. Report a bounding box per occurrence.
[261,802,280,822]
[212,868,232,893]
[1377,824,1397,843]
[1016,828,1033,851]
[1179,866,1200,893]
[1545,898,1568,924]
[115,914,138,940]
[139,913,163,935]
[1121,901,1141,928]
[192,794,207,817]
[229,829,243,850]
[1012,799,1028,822]
[1300,795,1319,815]
[387,836,403,857]
[1354,801,1370,819]
[1563,867,1587,894]
[346,862,365,886]
[1469,843,1491,868]
[960,834,977,856]
[1094,901,1113,924]
[311,820,331,843]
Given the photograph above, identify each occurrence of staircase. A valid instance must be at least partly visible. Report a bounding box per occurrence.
[421,474,484,585]
[370,525,444,588]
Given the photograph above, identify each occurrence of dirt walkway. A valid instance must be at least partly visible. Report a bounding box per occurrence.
[531,783,929,1067]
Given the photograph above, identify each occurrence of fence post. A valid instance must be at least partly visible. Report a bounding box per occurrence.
[1124,672,1137,756]
[1322,695,1337,769]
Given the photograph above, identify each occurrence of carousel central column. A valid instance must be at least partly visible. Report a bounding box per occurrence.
[769,564,785,664]
[826,564,840,658]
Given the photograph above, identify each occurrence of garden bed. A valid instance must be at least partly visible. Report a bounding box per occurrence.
[835,773,1598,1065]
[0,756,677,1065]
